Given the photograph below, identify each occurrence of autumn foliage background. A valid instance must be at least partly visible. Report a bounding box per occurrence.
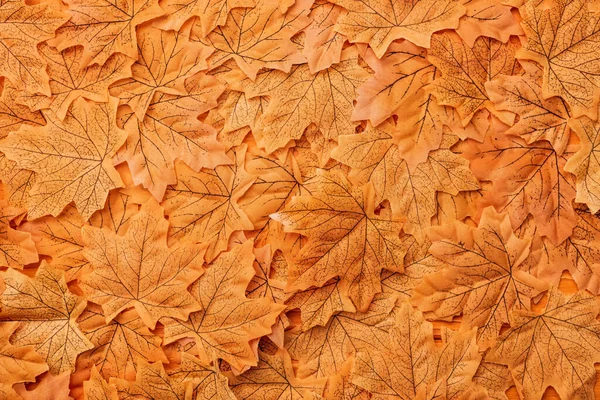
[2,0,600,399]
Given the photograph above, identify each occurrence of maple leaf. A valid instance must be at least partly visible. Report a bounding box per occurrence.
[517,0,600,118]
[16,44,134,121]
[380,235,440,300]
[489,288,600,400]
[88,185,144,235]
[218,90,267,136]
[0,97,127,220]
[271,170,405,312]
[246,245,288,347]
[302,0,347,73]
[463,129,578,245]
[0,323,48,397]
[78,306,166,380]
[168,352,236,400]
[51,0,165,67]
[0,263,93,374]
[164,240,285,370]
[229,349,327,399]
[0,202,37,268]
[238,47,368,154]
[330,0,465,57]
[197,0,311,80]
[470,361,513,400]
[332,123,480,241]
[427,32,521,124]
[80,199,204,329]
[15,371,75,400]
[413,207,547,346]
[0,81,45,210]
[326,358,370,400]
[351,302,481,399]
[0,0,67,95]
[19,206,87,279]
[565,110,600,213]
[352,41,446,167]
[156,0,254,37]
[112,360,188,400]
[83,366,118,400]
[117,72,229,200]
[110,25,212,119]
[455,0,523,47]
[485,61,572,155]
[518,208,600,295]
[286,293,397,378]
[238,146,312,252]
[162,146,254,262]
[286,278,356,332]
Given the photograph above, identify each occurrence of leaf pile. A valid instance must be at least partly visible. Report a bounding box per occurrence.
[0,0,600,399]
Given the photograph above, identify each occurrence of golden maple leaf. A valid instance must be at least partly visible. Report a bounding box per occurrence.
[110,25,212,119]
[163,240,285,371]
[331,0,465,57]
[352,302,481,400]
[230,349,327,399]
[16,44,134,121]
[413,207,547,346]
[0,263,93,374]
[236,47,369,154]
[518,0,600,118]
[490,288,600,399]
[332,123,479,241]
[271,170,405,312]
[81,199,204,329]
[197,0,312,80]
[51,0,165,67]
[0,0,67,95]
[0,97,127,220]
[427,31,521,125]
[163,146,254,262]
[117,72,229,201]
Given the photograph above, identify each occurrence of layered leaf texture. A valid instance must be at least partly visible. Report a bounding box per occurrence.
[0,0,599,399]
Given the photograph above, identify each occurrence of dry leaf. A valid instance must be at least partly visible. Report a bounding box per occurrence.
[0,97,127,220]
[462,129,577,245]
[197,0,312,80]
[0,0,67,95]
[413,206,547,346]
[239,47,368,154]
[0,323,48,397]
[81,199,204,329]
[352,302,481,399]
[427,32,520,125]
[112,360,188,400]
[0,263,93,374]
[490,288,600,400]
[117,72,229,200]
[565,110,600,213]
[162,146,254,261]
[156,0,254,37]
[229,349,326,399]
[271,170,405,312]
[163,240,285,370]
[332,124,479,241]
[286,293,397,379]
[518,0,600,118]
[331,0,466,57]
[302,0,347,73]
[110,25,212,119]
[16,44,134,120]
[51,0,165,67]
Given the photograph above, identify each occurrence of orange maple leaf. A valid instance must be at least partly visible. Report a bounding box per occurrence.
[81,199,205,329]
